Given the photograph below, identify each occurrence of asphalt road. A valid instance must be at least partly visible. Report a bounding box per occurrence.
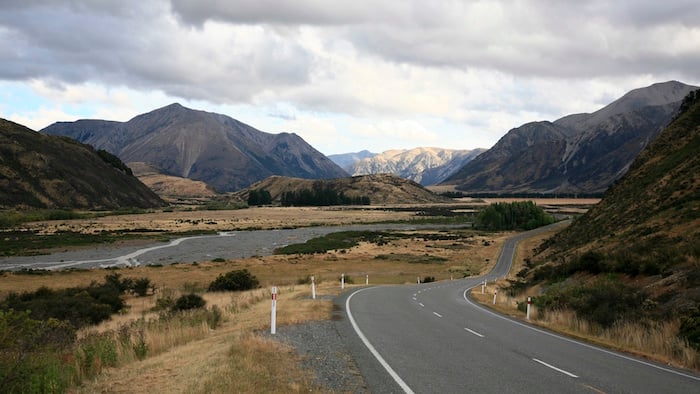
[337,224,700,393]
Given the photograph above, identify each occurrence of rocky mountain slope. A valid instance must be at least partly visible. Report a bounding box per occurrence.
[235,174,451,205]
[42,104,348,192]
[443,81,698,194]
[344,147,485,185]
[327,150,377,169]
[0,118,164,209]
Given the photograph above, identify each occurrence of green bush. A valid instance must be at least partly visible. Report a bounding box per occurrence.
[1,281,124,328]
[132,277,152,296]
[0,310,76,393]
[207,269,260,292]
[172,294,206,312]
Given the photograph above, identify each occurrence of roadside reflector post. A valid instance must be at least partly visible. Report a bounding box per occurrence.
[417,276,421,284]
[311,275,316,300]
[271,286,277,334]
[526,296,531,320]
[481,280,485,294]
[366,274,369,285]
[493,289,497,305]
[341,273,345,289]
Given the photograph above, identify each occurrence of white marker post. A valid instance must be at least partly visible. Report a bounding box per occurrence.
[417,276,421,284]
[493,289,497,305]
[526,296,531,320]
[341,273,345,289]
[270,286,277,334]
[311,275,316,300]
[366,274,369,285]
[481,280,485,294]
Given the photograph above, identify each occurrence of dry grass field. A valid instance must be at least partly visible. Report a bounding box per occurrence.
[15,206,418,235]
[0,210,511,392]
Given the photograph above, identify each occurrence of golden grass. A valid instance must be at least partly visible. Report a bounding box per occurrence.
[76,281,341,393]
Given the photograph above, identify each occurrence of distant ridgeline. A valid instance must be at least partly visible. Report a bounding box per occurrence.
[442,191,604,199]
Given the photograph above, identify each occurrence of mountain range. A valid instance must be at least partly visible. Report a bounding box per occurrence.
[42,104,348,193]
[442,81,698,194]
[0,118,164,209]
[338,147,486,186]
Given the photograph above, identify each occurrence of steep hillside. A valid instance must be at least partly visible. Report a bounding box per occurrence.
[42,104,348,192]
[346,147,485,185]
[0,119,164,209]
[443,81,698,194]
[236,174,451,205]
[532,89,700,326]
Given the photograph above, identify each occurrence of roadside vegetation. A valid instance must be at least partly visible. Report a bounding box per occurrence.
[473,227,700,371]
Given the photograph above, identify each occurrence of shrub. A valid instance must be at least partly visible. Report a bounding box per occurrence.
[132,277,152,296]
[207,305,222,329]
[208,269,260,292]
[680,306,700,349]
[0,310,76,393]
[171,294,206,312]
[422,276,436,283]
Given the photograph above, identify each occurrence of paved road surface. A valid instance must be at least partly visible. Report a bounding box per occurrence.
[338,224,700,393]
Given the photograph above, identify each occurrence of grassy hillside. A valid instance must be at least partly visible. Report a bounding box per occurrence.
[1,119,165,210]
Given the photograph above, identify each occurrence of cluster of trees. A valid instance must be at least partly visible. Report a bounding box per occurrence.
[281,186,370,207]
[476,201,555,230]
[247,189,272,206]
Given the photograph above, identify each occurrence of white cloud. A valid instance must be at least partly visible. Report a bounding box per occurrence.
[0,0,698,155]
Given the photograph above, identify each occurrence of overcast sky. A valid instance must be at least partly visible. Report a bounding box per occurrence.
[1,0,699,154]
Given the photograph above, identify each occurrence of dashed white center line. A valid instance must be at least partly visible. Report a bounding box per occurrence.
[419,303,425,307]
[433,312,443,318]
[532,358,578,378]
[464,327,485,338]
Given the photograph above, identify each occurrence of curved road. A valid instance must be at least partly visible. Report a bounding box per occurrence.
[337,224,700,393]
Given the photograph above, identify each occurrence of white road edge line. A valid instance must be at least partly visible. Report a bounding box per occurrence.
[464,327,485,338]
[347,288,415,394]
[462,287,700,382]
[532,358,578,378]
[433,312,442,318]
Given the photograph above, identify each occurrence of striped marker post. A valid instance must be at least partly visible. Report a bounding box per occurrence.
[526,296,531,320]
[311,275,316,300]
[270,286,277,334]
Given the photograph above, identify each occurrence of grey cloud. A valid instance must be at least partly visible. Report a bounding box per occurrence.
[0,0,313,104]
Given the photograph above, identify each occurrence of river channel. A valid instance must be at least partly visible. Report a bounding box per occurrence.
[0,223,467,271]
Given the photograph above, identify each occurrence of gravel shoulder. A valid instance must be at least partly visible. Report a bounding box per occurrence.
[272,319,369,393]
